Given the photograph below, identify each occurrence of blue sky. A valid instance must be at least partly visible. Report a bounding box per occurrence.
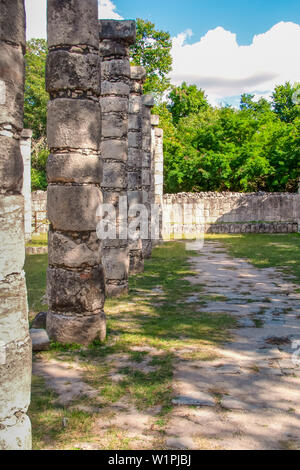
[25,0,300,106]
[115,0,300,45]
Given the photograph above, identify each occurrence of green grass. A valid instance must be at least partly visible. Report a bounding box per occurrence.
[205,233,300,285]
[26,241,236,450]
[25,254,48,317]
[26,233,48,247]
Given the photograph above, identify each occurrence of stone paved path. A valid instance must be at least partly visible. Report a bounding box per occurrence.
[166,241,300,450]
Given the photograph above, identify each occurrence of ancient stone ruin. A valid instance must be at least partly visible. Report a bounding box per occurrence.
[0,0,32,450]
[46,0,106,346]
[99,20,135,297]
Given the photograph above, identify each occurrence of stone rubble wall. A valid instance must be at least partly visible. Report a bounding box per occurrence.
[0,0,32,450]
[128,66,146,274]
[99,20,136,297]
[163,192,300,236]
[31,190,48,234]
[46,0,106,346]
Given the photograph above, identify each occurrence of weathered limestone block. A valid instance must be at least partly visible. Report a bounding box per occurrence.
[47,265,105,313]
[102,161,127,189]
[0,195,25,281]
[47,99,101,150]
[101,97,128,113]
[47,185,102,232]
[47,0,99,48]
[46,51,101,94]
[0,337,32,421]
[0,79,24,130]
[47,153,103,184]
[0,136,23,193]
[0,415,31,451]
[128,148,142,168]
[99,20,136,42]
[102,247,129,281]
[0,273,28,344]
[30,329,50,352]
[99,40,128,58]
[101,81,130,97]
[47,311,106,346]
[101,113,127,138]
[48,230,101,268]
[100,139,127,162]
[0,0,26,48]
[0,42,24,129]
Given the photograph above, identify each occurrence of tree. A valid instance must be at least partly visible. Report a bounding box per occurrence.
[130,18,172,96]
[272,82,300,123]
[24,39,49,190]
[24,39,49,139]
[169,82,210,124]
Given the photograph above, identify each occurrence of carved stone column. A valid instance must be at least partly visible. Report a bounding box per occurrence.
[46,0,106,345]
[142,94,154,258]
[128,66,146,274]
[0,0,32,450]
[20,129,32,241]
[99,20,136,296]
[151,115,164,246]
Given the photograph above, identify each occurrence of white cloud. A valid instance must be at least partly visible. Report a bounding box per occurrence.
[24,0,123,40]
[170,22,300,105]
[99,0,123,20]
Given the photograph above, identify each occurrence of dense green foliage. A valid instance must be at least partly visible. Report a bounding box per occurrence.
[130,18,172,96]
[24,26,299,194]
[24,39,49,190]
[156,82,300,193]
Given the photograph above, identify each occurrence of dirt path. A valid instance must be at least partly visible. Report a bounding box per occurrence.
[166,241,300,450]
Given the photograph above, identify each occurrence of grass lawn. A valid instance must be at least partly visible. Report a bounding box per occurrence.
[26,233,48,247]
[206,233,300,286]
[25,233,300,449]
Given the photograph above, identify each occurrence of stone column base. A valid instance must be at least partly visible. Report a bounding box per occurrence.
[47,311,106,346]
[106,282,128,298]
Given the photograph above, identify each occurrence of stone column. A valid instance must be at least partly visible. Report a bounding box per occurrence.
[142,94,154,259]
[20,129,32,241]
[128,66,146,274]
[0,0,32,450]
[99,20,136,297]
[46,0,106,346]
[151,115,164,246]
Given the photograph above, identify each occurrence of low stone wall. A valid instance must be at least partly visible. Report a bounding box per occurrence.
[31,191,48,234]
[163,192,300,236]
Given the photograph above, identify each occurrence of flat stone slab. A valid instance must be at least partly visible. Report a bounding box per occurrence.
[30,329,50,351]
[32,312,47,330]
[172,393,215,407]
